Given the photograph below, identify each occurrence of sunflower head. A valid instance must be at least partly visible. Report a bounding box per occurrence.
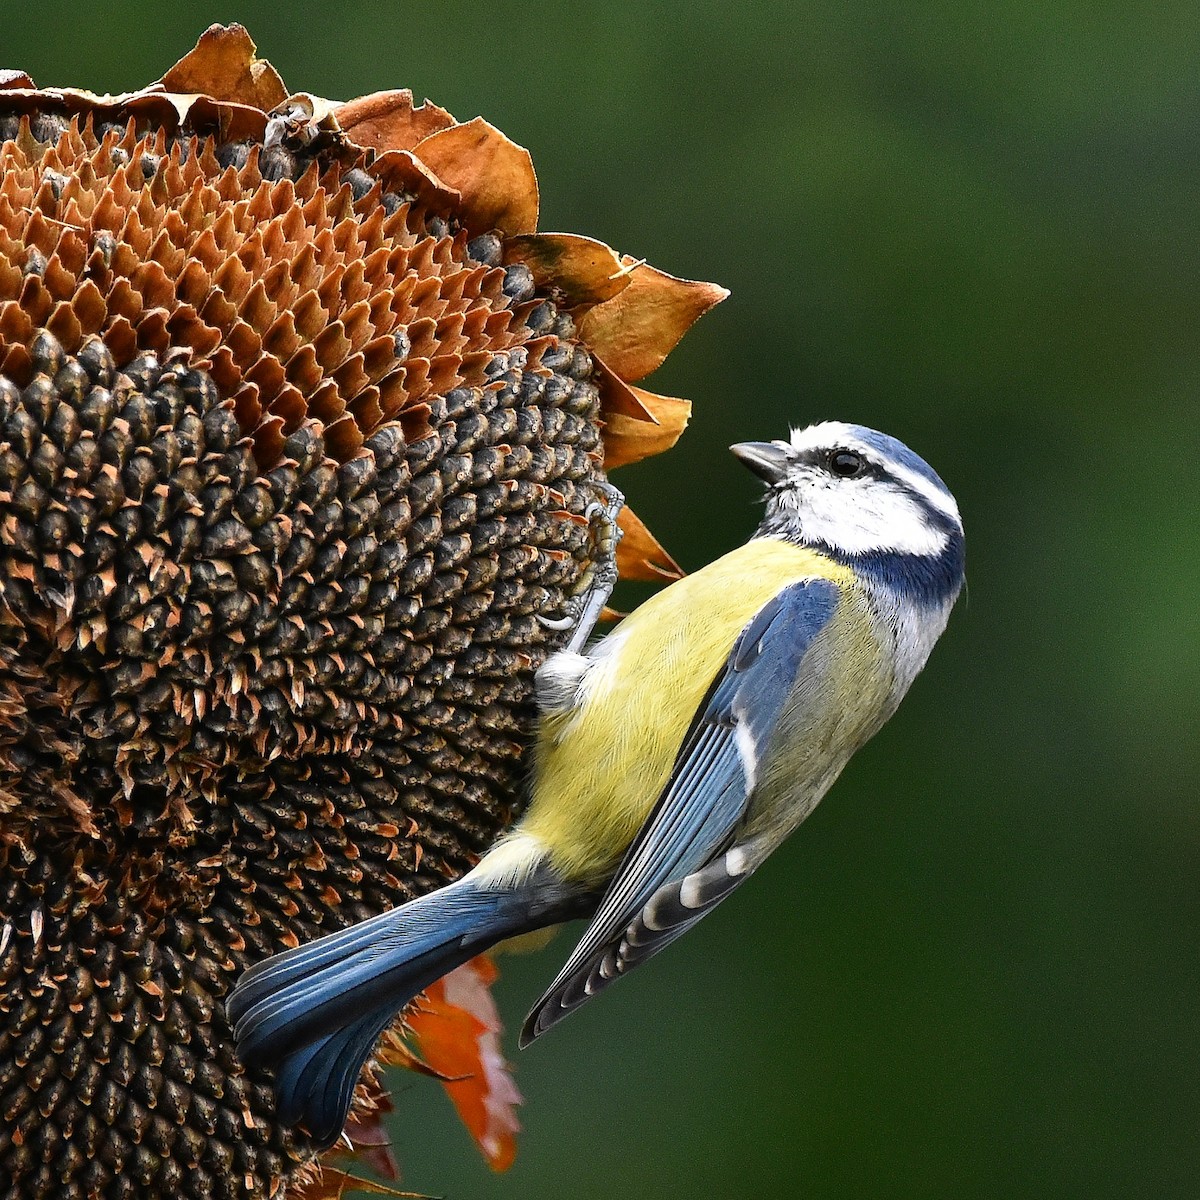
[0,25,725,1199]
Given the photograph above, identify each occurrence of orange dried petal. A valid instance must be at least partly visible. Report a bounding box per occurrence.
[413,118,538,237]
[503,233,629,308]
[616,506,684,582]
[578,260,728,382]
[159,23,288,112]
[336,1111,400,1183]
[370,150,461,215]
[405,956,521,1173]
[333,90,456,154]
[602,387,691,469]
[594,355,656,422]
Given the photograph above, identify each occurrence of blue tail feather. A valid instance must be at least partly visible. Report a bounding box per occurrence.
[227,903,411,1023]
[273,1008,397,1145]
[228,877,545,1148]
[227,883,490,1028]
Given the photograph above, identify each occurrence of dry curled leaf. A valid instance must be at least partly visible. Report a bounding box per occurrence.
[503,233,630,308]
[616,505,685,582]
[333,90,456,153]
[414,118,539,238]
[579,259,729,382]
[603,386,692,469]
[406,955,523,1173]
[160,23,288,111]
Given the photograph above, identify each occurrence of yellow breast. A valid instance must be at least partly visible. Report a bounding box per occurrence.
[522,538,855,884]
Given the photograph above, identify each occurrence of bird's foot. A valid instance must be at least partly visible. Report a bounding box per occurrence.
[540,480,624,653]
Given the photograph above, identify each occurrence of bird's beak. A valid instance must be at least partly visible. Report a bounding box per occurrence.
[730,441,790,485]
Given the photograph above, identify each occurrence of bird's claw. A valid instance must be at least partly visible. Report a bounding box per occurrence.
[539,480,625,653]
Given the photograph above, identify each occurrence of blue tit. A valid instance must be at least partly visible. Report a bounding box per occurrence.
[227,421,965,1147]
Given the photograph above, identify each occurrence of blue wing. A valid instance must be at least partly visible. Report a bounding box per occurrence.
[521,575,841,1044]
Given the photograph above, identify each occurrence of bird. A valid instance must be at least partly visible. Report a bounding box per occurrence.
[227,420,966,1147]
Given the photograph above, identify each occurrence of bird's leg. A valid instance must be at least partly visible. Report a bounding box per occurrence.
[535,649,591,721]
[539,480,624,653]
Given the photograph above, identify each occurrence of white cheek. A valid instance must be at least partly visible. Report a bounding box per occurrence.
[780,479,950,557]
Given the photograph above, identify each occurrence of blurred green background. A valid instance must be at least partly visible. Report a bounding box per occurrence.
[8,3,1197,1197]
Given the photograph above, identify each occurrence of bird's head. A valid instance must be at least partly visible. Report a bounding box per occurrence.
[732,421,965,604]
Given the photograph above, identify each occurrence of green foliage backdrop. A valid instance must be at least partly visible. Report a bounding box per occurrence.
[6,4,1197,1197]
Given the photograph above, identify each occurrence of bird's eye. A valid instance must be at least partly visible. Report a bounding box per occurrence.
[828,450,865,478]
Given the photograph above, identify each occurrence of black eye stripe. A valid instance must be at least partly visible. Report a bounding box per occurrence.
[815,452,937,497]
[794,446,916,488]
